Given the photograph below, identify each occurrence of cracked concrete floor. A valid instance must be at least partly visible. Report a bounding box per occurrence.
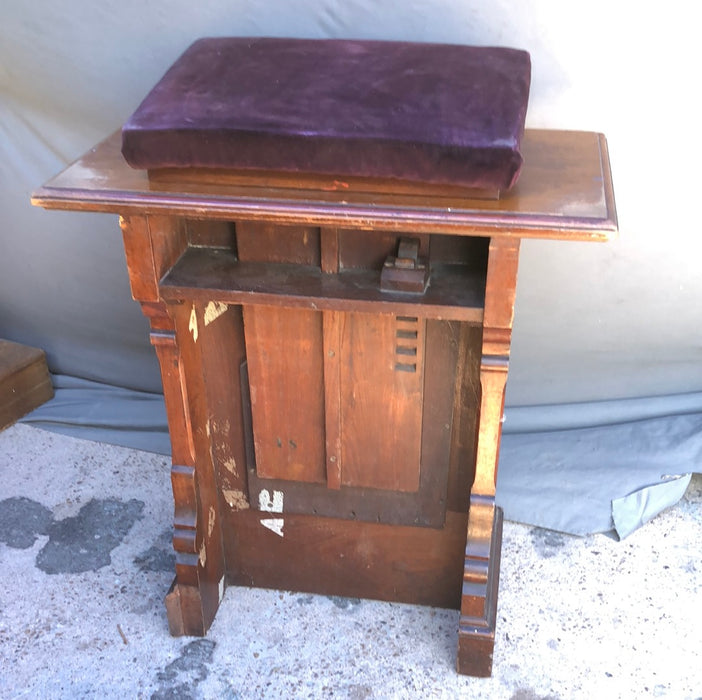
[0,423,700,699]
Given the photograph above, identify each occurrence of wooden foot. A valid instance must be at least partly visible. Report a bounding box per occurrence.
[456,500,503,677]
[166,457,226,638]
[164,577,221,637]
[164,579,186,636]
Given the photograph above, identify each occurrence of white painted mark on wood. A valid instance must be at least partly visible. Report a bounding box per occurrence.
[260,518,284,537]
[189,306,198,342]
[218,575,225,602]
[204,301,228,326]
[259,489,284,537]
[199,539,207,566]
[208,506,216,537]
[258,489,284,513]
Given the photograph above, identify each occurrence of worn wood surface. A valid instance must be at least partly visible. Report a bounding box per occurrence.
[243,315,464,529]
[148,164,501,201]
[338,312,425,492]
[32,128,616,676]
[225,509,470,609]
[159,247,486,322]
[33,130,617,240]
[456,237,521,676]
[243,305,327,484]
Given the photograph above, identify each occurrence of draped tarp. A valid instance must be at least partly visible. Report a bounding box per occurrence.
[3,1,701,536]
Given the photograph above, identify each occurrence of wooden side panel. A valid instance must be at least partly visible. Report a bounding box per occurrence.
[446,323,482,514]
[416,319,465,518]
[320,227,340,274]
[340,313,424,493]
[242,305,326,484]
[168,301,231,635]
[194,304,250,513]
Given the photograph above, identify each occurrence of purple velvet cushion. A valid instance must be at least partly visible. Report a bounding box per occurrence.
[121,37,531,190]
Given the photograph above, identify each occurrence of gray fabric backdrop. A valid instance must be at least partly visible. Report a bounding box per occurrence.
[3,1,700,536]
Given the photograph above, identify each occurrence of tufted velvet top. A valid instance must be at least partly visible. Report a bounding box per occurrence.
[121,37,531,191]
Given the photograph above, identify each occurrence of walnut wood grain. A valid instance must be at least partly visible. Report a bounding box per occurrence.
[32,127,616,677]
[243,305,327,484]
[457,237,520,676]
[159,248,486,322]
[33,130,617,241]
[338,313,425,492]
[322,310,343,489]
[224,509,470,609]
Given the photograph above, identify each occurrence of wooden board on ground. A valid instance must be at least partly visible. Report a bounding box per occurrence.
[0,339,53,431]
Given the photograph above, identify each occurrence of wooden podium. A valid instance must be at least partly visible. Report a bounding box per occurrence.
[33,128,616,676]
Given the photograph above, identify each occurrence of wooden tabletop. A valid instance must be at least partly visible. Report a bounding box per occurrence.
[32,129,617,241]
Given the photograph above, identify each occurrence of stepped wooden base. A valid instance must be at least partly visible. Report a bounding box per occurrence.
[164,504,503,678]
[166,509,469,637]
[457,505,503,677]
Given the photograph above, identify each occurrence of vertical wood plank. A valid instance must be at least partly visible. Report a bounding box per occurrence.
[340,312,425,493]
[322,311,342,489]
[415,319,464,522]
[198,304,250,513]
[320,227,340,273]
[243,305,327,484]
[457,501,503,677]
[321,227,342,489]
[445,323,482,514]
[120,215,156,301]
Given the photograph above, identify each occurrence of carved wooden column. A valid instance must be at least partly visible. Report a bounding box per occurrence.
[458,236,520,676]
[120,215,227,635]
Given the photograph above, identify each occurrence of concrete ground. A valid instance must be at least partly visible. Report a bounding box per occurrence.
[0,423,700,699]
